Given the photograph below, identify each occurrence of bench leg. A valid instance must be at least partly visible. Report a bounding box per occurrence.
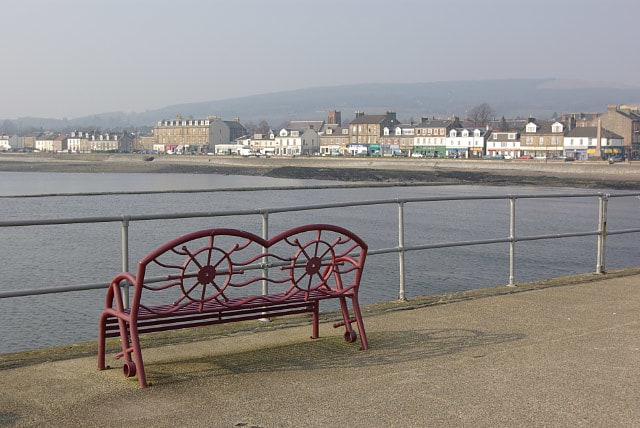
[350,295,369,351]
[97,313,108,370]
[114,320,148,388]
[128,324,147,388]
[311,301,320,339]
[335,296,369,350]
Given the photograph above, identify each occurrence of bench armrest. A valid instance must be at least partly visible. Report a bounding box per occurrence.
[104,272,138,311]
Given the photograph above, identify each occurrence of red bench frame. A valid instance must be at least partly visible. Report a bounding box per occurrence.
[98,224,369,388]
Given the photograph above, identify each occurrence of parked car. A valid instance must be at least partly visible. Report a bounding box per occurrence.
[518,155,533,160]
[411,153,424,158]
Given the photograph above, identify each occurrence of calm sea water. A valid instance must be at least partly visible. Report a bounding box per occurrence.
[1,171,639,353]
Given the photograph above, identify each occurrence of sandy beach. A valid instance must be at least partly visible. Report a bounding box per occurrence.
[1,152,640,190]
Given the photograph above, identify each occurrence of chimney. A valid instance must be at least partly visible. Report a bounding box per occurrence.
[355,111,365,118]
[328,110,341,126]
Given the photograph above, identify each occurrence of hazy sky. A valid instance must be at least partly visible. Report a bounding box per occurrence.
[3,0,640,119]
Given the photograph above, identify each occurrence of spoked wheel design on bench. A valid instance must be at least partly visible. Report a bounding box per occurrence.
[179,245,233,305]
[290,238,335,294]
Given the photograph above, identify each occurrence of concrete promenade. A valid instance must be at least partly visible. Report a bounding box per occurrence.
[1,272,638,427]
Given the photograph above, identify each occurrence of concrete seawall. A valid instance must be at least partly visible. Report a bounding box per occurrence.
[2,153,640,189]
[5,152,640,175]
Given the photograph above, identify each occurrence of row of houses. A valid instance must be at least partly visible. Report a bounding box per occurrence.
[2,104,639,159]
[146,105,640,159]
[211,105,640,160]
[0,131,135,153]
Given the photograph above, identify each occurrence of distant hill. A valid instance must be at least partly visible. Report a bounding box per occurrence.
[7,79,640,131]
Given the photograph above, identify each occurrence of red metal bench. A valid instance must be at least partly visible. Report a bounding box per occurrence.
[98,224,369,388]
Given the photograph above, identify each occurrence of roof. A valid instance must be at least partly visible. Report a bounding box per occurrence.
[418,118,455,127]
[350,113,401,128]
[521,120,562,134]
[287,120,325,132]
[224,121,246,131]
[565,126,623,139]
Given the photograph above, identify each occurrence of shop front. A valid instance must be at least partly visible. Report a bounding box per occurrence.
[414,145,445,158]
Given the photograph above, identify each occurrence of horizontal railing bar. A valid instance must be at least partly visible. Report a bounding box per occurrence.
[0,281,110,299]
[0,182,439,199]
[603,192,640,199]
[605,227,640,236]
[515,230,601,242]
[0,192,616,228]
[404,238,512,252]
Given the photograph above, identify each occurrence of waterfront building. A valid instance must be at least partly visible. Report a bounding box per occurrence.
[519,118,565,159]
[380,124,414,156]
[598,105,640,159]
[0,135,18,151]
[486,130,521,158]
[445,128,490,159]
[564,126,624,160]
[319,123,349,155]
[318,110,349,155]
[35,133,67,153]
[133,135,155,153]
[349,111,401,155]
[208,117,247,154]
[90,132,133,153]
[413,116,462,158]
[236,132,276,155]
[67,131,87,153]
[274,127,319,156]
[153,115,246,154]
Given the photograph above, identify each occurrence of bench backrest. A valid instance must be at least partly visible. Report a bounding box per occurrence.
[130,224,368,317]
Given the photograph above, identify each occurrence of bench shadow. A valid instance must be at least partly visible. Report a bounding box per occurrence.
[148,328,526,386]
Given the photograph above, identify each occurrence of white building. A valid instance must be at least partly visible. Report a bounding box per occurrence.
[445,128,490,158]
[486,131,521,158]
[0,135,17,151]
[275,128,319,156]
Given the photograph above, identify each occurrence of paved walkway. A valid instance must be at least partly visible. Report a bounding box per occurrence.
[1,273,639,427]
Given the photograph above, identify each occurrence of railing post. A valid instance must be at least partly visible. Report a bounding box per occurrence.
[596,194,608,274]
[508,197,516,287]
[121,216,130,309]
[398,201,406,300]
[261,211,269,295]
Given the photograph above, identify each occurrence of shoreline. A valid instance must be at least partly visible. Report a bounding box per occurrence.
[1,152,640,190]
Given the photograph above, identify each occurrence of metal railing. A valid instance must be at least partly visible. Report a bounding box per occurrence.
[1,190,640,306]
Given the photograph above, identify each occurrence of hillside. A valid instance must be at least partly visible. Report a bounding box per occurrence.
[7,78,640,131]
